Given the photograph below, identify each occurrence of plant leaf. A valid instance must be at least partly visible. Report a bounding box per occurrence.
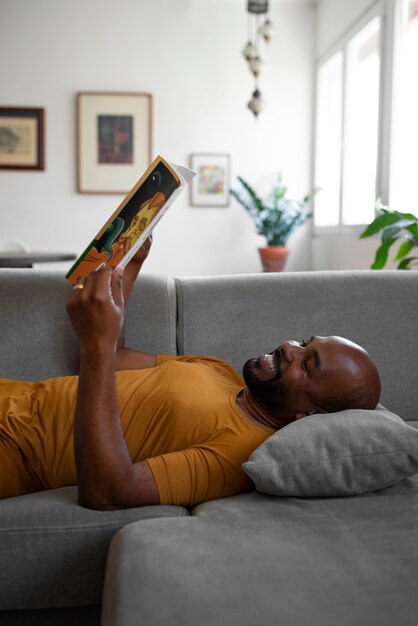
[371,238,396,269]
[381,220,418,242]
[360,213,404,238]
[303,186,320,204]
[406,223,418,237]
[236,176,265,214]
[394,239,414,261]
[230,189,255,216]
[397,256,418,270]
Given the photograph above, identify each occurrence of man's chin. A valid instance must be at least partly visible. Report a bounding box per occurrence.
[242,359,280,395]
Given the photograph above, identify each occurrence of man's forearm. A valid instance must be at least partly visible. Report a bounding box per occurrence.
[68,263,159,509]
[74,347,135,509]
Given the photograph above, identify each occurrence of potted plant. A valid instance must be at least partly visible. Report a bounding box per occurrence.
[230,174,319,272]
[359,199,418,269]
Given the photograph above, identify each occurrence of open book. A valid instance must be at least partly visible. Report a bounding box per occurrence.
[66,155,195,284]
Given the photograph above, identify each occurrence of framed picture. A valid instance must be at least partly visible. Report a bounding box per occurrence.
[189,153,230,207]
[0,107,45,170]
[77,92,152,194]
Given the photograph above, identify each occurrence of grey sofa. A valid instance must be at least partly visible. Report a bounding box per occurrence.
[0,268,417,626]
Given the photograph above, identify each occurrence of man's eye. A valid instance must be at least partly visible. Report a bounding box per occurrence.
[300,339,307,347]
[304,360,310,374]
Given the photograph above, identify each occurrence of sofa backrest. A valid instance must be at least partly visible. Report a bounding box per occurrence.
[175,271,418,422]
[0,269,176,381]
[1,268,416,422]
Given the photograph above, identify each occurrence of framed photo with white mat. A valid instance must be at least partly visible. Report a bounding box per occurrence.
[189,153,230,207]
[77,92,152,194]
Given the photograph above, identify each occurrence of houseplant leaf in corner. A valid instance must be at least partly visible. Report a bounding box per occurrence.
[230,174,319,272]
[360,199,418,269]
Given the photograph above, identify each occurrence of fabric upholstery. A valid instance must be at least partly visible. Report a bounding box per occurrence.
[243,406,418,497]
[103,484,418,626]
[0,487,189,610]
[0,270,176,381]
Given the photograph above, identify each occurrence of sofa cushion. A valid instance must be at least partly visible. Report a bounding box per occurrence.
[0,270,176,380]
[0,487,189,611]
[102,483,418,626]
[243,406,418,497]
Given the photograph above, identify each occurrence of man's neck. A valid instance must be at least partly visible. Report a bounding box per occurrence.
[235,388,279,430]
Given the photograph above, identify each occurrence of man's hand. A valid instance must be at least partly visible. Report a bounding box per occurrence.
[66,264,125,355]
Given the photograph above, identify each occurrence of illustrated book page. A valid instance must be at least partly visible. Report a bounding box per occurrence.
[66,155,195,284]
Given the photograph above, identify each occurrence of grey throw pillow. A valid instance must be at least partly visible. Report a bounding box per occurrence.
[243,406,418,497]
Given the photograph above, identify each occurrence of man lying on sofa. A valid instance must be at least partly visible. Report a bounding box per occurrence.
[0,238,381,508]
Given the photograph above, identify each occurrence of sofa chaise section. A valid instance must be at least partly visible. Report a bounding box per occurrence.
[103,479,418,626]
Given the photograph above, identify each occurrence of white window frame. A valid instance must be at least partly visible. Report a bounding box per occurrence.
[387,0,418,212]
[313,0,397,236]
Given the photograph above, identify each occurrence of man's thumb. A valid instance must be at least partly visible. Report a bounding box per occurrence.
[111,266,125,309]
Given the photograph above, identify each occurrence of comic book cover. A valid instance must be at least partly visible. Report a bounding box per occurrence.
[66,155,195,284]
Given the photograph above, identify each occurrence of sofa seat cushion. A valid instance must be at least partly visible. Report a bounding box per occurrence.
[0,487,189,611]
[102,482,418,626]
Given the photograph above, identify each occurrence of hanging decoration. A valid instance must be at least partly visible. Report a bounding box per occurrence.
[242,0,274,117]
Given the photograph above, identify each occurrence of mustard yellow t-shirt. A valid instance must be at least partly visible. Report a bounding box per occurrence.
[0,355,273,506]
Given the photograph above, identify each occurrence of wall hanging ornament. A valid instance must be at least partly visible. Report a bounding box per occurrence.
[242,0,274,117]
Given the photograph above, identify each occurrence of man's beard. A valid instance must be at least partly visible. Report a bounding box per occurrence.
[242,352,295,426]
[242,349,283,405]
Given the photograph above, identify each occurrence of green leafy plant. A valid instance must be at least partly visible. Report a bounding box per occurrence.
[230,174,318,246]
[359,199,418,269]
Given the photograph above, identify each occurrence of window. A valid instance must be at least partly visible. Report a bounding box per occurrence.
[390,0,418,213]
[314,52,343,227]
[342,18,381,225]
[314,14,382,227]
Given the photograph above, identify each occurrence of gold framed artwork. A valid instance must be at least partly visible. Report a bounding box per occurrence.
[77,92,153,194]
[189,153,230,207]
[0,107,45,170]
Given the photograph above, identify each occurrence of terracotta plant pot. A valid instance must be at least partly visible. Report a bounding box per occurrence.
[258,246,289,272]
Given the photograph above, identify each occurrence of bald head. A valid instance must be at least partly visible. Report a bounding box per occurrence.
[318,337,381,413]
[242,335,382,425]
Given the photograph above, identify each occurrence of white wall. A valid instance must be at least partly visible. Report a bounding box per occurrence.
[0,0,316,276]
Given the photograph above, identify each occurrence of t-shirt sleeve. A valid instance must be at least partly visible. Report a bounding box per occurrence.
[147,446,252,507]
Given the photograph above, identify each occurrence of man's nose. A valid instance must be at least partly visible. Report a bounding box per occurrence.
[281,340,303,362]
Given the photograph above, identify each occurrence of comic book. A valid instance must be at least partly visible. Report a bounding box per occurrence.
[66,155,195,284]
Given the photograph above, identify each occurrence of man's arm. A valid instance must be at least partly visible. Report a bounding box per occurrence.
[74,236,157,372]
[66,265,160,509]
